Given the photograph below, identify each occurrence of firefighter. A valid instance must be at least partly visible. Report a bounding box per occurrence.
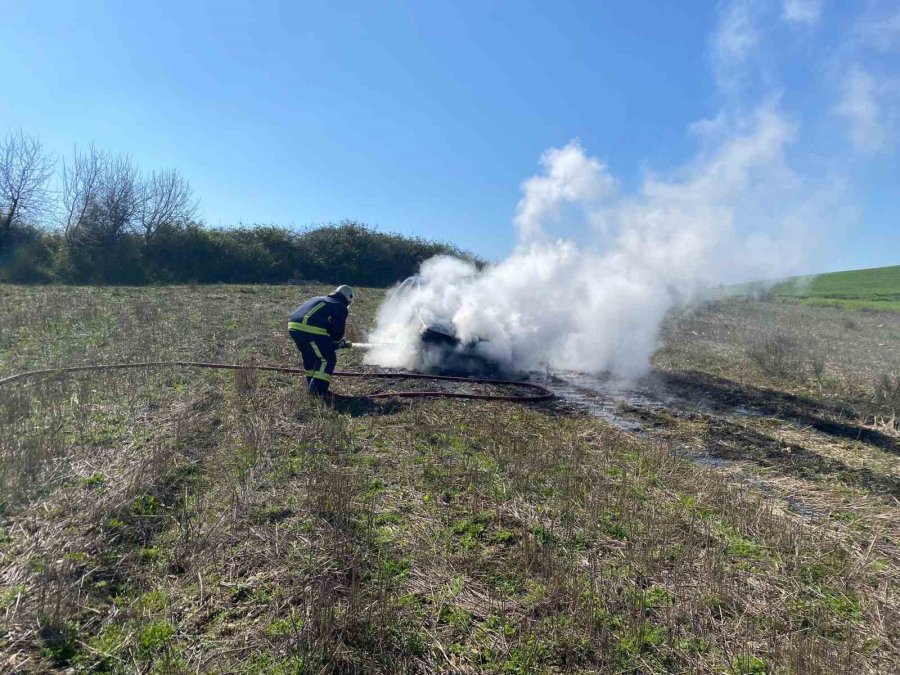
[288,285,353,396]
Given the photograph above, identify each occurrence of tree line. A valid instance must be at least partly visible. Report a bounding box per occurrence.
[0,130,471,286]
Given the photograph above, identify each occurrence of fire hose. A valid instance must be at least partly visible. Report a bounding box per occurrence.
[0,362,555,403]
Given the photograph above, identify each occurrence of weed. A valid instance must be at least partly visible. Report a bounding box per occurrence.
[39,619,79,667]
[438,604,473,629]
[132,493,162,516]
[79,472,107,489]
[0,583,26,608]
[730,654,768,674]
[380,557,411,583]
[139,619,175,652]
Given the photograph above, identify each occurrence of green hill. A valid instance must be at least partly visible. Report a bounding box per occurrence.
[769,264,900,311]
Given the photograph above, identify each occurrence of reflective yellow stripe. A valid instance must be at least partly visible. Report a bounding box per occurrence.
[310,342,323,359]
[288,321,329,336]
[287,301,330,335]
[309,342,331,381]
[304,370,316,377]
[303,301,326,322]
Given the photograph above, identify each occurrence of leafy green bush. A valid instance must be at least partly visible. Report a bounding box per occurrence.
[0,220,475,287]
[0,230,57,283]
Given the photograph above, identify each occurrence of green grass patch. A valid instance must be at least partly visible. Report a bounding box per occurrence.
[772,265,900,311]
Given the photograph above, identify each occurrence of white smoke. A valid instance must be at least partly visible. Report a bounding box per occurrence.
[365,104,837,378]
[363,0,892,377]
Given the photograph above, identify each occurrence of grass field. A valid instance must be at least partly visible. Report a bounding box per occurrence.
[761,265,900,312]
[1,284,898,673]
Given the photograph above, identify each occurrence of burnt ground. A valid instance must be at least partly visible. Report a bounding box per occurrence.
[542,297,900,576]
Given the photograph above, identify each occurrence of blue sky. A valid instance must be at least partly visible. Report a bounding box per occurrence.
[1,0,898,272]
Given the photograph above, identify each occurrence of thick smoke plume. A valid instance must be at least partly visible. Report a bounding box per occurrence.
[365,105,834,377]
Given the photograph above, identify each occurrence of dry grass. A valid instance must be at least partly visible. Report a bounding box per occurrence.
[658,298,900,418]
[1,285,898,673]
[872,373,900,431]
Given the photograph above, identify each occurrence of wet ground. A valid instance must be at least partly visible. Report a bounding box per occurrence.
[548,367,896,449]
[546,370,679,433]
[546,368,900,530]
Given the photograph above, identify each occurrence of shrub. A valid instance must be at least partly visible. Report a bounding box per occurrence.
[746,329,806,380]
[0,228,57,283]
[809,350,827,382]
[872,373,900,428]
[0,220,474,287]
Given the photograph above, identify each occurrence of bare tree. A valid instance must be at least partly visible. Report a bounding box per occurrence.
[0,130,55,242]
[63,145,200,257]
[137,168,197,240]
[63,146,143,246]
[97,153,140,243]
[62,144,106,243]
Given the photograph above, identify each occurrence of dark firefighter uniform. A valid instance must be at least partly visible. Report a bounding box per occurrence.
[288,292,349,395]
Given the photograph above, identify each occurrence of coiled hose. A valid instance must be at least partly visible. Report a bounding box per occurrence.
[0,362,555,403]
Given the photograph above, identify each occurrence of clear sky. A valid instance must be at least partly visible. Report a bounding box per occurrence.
[1,0,897,271]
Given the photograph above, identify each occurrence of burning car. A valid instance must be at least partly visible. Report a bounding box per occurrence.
[390,276,507,377]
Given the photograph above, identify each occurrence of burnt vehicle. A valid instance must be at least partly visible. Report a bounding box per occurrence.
[391,276,508,377]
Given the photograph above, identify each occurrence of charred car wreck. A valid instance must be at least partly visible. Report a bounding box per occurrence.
[392,276,508,378]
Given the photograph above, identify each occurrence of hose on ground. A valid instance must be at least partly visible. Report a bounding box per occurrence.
[0,362,555,403]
